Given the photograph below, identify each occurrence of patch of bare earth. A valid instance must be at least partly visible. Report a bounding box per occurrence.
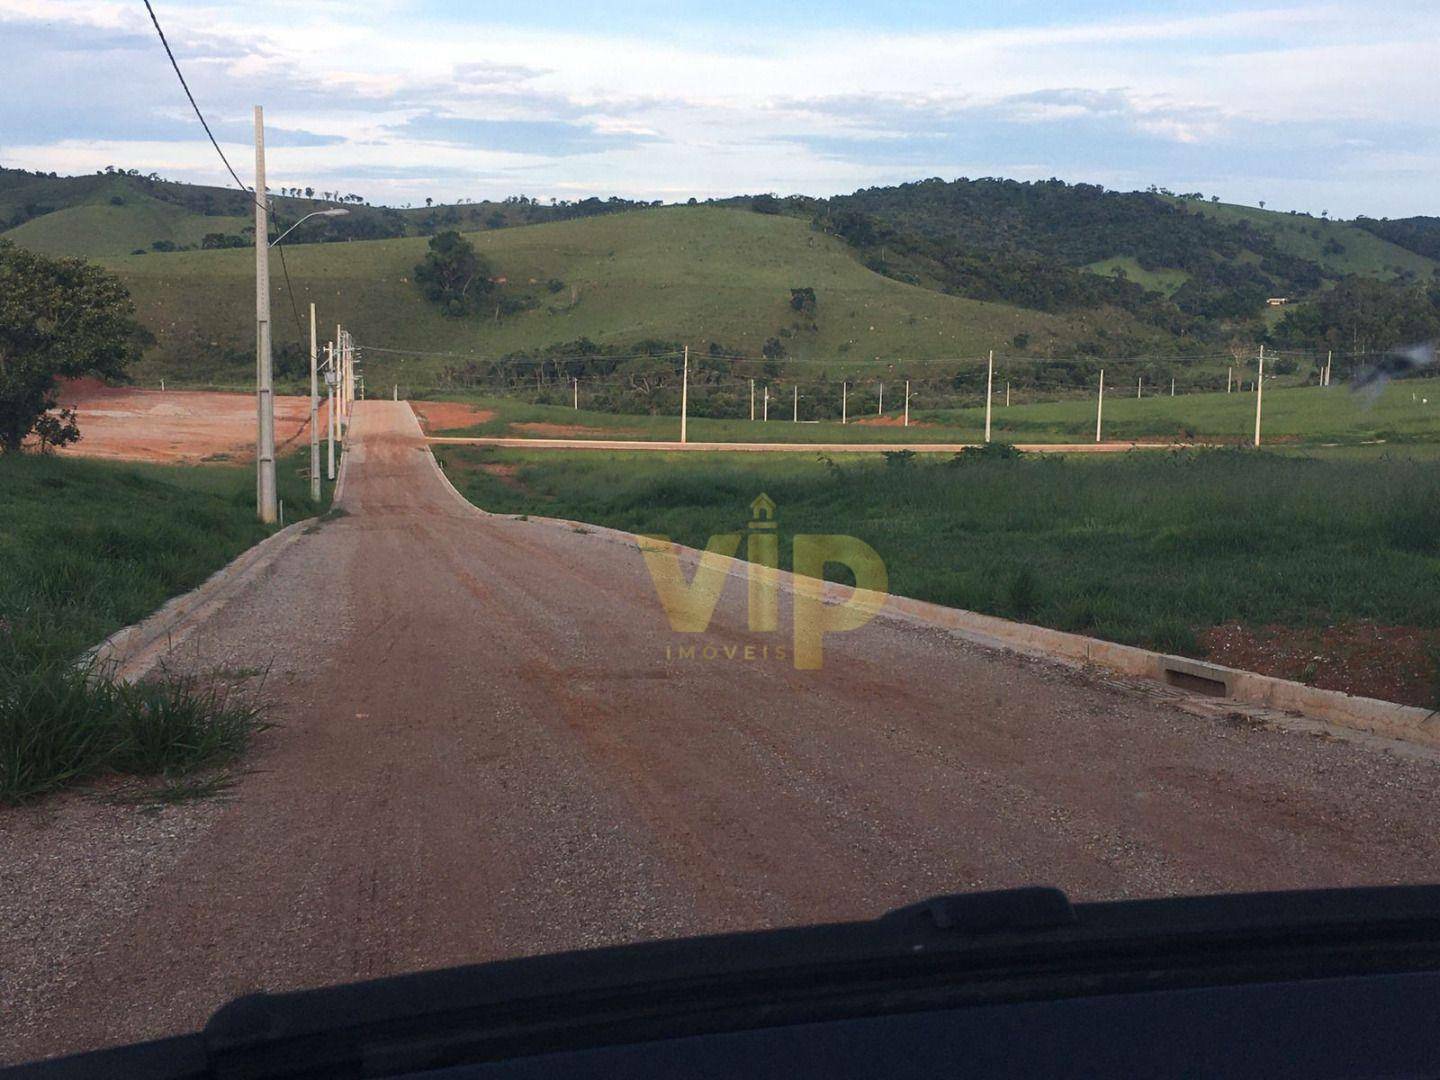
[409,401,496,433]
[851,415,935,428]
[508,422,642,438]
[1202,621,1440,708]
[49,380,319,465]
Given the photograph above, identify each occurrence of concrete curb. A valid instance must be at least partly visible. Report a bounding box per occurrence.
[427,436,1200,454]
[89,517,317,683]
[423,413,1440,751]
[87,407,363,684]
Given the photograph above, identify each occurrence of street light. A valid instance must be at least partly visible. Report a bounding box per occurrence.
[270,207,348,247]
[254,101,348,523]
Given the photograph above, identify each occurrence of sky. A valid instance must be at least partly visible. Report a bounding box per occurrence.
[1,0,1437,217]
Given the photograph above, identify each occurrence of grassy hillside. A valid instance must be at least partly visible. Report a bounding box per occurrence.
[100,207,1143,388]
[1171,199,1438,282]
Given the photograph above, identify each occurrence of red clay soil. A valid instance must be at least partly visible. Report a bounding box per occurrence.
[50,381,323,465]
[508,421,642,438]
[409,401,496,433]
[1202,621,1440,708]
[851,415,936,428]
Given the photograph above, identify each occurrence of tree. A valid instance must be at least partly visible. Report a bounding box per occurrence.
[413,231,494,317]
[0,241,141,452]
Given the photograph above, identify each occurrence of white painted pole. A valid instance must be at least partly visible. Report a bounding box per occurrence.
[393,384,397,401]
[792,384,798,422]
[680,345,689,444]
[1171,377,1175,397]
[253,105,276,523]
[309,302,319,503]
[1005,381,1010,407]
[160,378,165,391]
[1227,366,1233,393]
[326,342,335,480]
[984,349,994,443]
[573,376,578,409]
[878,383,883,416]
[1325,350,1332,387]
[750,379,755,421]
[1254,345,1265,447]
[1096,368,1105,443]
[841,381,847,424]
[1137,375,1142,399]
[763,385,768,422]
[903,380,910,427]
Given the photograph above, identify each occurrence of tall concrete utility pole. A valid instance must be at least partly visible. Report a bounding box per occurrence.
[1254,345,1265,447]
[984,350,994,443]
[253,105,276,523]
[308,302,319,503]
[1096,368,1105,443]
[326,342,336,480]
[680,345,689,444]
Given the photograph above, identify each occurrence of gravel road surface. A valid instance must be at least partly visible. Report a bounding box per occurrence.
[5,400,1439,1064]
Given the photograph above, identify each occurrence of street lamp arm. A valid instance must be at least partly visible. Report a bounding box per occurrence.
[270,208,349,247]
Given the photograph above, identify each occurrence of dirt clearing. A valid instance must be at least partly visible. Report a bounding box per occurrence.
[409,401,496,433]
[52,381,323,465]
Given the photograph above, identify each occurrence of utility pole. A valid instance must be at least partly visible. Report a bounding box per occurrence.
[792,384,798,422]
[680,345,689,443]
[763,385,769,422]
[1096,368,1105,443]
[326,341,336,480]
[903,379,910,427]
[749,379,755,421]
[984,349,994,443]
[1254,345,1265,447]
[308,302,319,503]
[253,105,276,523]
[573,377,578,410]
[841,381,847,424]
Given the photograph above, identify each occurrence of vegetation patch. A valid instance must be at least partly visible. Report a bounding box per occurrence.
[445,446,1440,689]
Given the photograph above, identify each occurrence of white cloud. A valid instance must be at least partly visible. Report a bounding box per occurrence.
[0,0,1435,215]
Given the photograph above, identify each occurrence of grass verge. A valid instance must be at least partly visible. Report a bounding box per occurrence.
[441,444,1440,670]
[0,447,331,803]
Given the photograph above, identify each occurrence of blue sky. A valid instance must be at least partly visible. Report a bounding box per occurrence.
[1,0,1436,216]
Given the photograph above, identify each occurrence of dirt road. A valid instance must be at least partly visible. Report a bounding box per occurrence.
[427,436,1196,453]
[6,400,1440,1064]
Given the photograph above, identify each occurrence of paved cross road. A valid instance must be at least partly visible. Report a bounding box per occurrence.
[6,400,1440,1064]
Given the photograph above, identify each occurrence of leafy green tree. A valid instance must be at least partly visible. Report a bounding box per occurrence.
[0,240,140,452]
[413,231,494,317]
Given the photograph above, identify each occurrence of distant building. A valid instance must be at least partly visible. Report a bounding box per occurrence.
[1266,297,1289,307]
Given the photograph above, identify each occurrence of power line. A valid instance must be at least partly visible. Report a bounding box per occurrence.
[141,0,306,346]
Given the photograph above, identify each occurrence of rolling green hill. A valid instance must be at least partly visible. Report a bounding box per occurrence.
[102,207,1140,388]
[1169,199,1438,282]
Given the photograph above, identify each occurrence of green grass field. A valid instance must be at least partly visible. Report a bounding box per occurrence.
[94,207,1163,388]
[425,380,1440,447]
[439,445,1440,669]
[0,450,333,801]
